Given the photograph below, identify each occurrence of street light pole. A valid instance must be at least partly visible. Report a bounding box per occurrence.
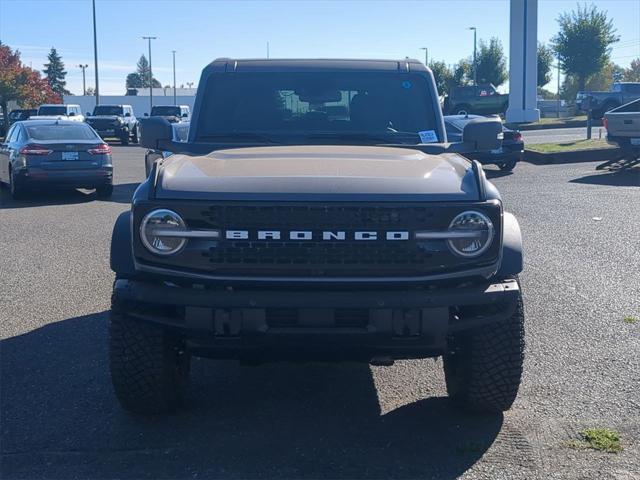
[420,47,428,66]
[266,41,270,59]
[78,64,88,95]
[556,62,561,118]
[172,50,176,106]
[142,36,157,114]
[468,27,477,85]
[92,0,100,105]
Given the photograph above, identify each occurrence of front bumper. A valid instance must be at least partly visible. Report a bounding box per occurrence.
[15,167,112,189]
[113,277,520,361]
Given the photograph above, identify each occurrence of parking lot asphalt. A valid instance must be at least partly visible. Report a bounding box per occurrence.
[1,146,639,480]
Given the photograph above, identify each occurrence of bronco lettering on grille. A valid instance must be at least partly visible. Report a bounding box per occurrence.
[225,230,410,241]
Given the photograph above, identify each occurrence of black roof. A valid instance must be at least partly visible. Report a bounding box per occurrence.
[206,58,429,73]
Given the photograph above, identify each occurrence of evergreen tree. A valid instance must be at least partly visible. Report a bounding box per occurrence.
[43,47,69,96]
[135,54,161,88]
[537,43,554,87]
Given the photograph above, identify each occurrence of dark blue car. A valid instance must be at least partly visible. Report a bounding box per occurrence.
[0,120,113,199]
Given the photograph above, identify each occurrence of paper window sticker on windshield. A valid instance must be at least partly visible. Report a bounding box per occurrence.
[418,130,438,143]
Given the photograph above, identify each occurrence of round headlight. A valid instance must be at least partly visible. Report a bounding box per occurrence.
[447,211,494,258]
[140,209,186,256]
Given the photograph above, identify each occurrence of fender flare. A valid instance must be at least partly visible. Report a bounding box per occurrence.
[497,212,523,278]
[110,211,136,278]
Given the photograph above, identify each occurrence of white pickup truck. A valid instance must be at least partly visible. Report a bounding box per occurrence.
[604,98,640,152]
[31,104,85,122]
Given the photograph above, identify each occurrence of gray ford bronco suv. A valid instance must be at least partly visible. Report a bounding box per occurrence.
[110,59,525,415]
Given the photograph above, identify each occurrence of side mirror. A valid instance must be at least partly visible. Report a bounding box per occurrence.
[139,116,173,150]
[461,117,503,151]
[124,112,131,117]
[144,113,149,117]
[182,112,188,118]
[68,111,76,117]
[86,112,91,116]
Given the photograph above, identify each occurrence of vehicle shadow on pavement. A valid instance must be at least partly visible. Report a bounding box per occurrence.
[569,168,640,187]
[1,312,503,480]
[0,183,139,209]
[484,168,514,180]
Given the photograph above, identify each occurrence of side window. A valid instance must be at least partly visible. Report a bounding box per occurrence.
[625,84,640,94]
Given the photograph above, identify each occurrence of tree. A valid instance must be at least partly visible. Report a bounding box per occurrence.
[537,43,554,87]
[551,4,619,91]
[428,60,453,96]
[475,37,508,87]
[0,43,58,129]
[126,72,143,89]
[134,54,161,88]
[43,47,70,97]
[624,58,640,82]
[452,59,473,87]
[85,87,96,96]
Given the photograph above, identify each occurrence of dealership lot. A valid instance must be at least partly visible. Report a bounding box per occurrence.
[1,147,639,479]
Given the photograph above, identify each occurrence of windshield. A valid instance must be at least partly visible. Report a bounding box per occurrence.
[26,124,98,140]
[151,106,181,116]
[37,106,67,116]
[93,106,123,115]
[197,72,437,144]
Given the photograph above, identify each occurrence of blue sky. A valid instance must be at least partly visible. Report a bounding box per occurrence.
[1,0,638,95]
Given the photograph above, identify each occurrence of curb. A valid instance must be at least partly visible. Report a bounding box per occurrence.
[524,147,621,165]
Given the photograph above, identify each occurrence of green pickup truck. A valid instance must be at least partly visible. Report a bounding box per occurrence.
[444,84,509,116]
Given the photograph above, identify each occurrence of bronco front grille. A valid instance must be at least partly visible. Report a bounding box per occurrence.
[134,202,502,278]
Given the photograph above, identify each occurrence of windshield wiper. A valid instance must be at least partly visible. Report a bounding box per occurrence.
[199,132,280,144]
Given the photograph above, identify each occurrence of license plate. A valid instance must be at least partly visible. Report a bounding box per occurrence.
[630,138,640,146]
[491,147,503,154]
[61,151,79,161]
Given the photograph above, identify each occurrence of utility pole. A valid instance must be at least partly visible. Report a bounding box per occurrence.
[420,47,428,66]
[556,62,561,119]
[468,26,477,85]
[266,41,270,59]
[92,0,100,105]
[78,64,88,95]
[142,36,157,114]
[172,50,177,106]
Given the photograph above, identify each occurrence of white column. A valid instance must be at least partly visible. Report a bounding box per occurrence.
[506,0,540,123]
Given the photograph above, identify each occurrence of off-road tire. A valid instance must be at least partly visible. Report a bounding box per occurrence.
[443,288,525,413]
[131,126,139,144]
[499,160,516,172]
[120,130,130,145]
[455,104,472,115]
[95,183,113,199]
[109,304,190,414]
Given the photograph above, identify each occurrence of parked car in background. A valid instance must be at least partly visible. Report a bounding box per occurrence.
[0,120,113,199]
[34,104,85,122]
[149,105,190,122]
[577,82,640,119]
[604,98,640,154]
[85,104,138,145]
[9,109,38,125]
[445,114,523,171]
[444,84,509,116]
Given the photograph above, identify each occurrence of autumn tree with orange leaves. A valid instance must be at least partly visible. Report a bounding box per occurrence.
[0,43,59,130]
